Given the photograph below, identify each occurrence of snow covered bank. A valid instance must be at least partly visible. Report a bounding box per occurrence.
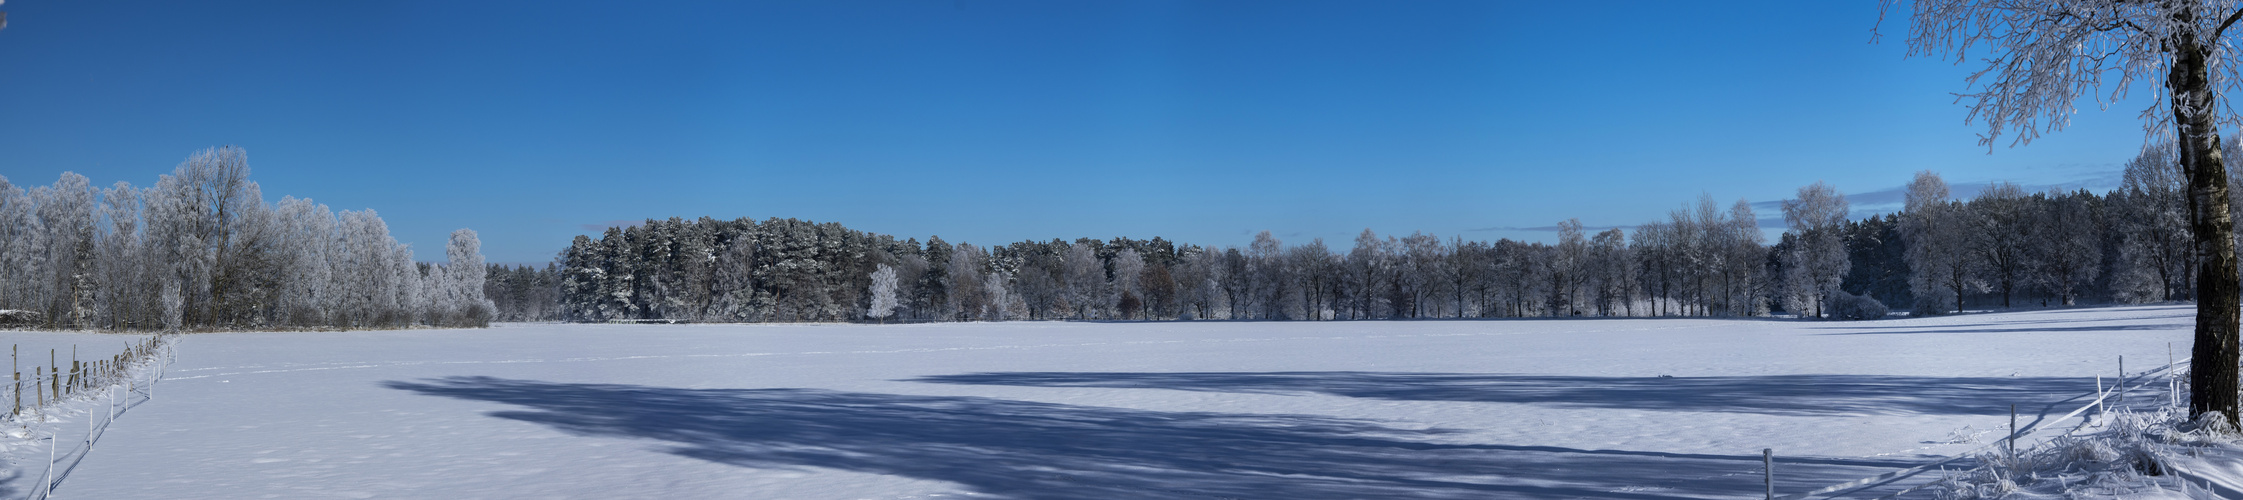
[1,305,2209,499]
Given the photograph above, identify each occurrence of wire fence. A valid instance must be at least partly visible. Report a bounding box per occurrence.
[11,332,177,500]
[2,333,173,424]
[1762,355,2198,499]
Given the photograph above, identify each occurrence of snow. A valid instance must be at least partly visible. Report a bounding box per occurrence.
[0,305,2219,499]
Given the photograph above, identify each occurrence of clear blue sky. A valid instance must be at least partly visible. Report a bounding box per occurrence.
[0,1,2159,264]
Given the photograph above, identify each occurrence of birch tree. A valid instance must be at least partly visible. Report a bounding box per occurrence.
[1888,0,2243,421]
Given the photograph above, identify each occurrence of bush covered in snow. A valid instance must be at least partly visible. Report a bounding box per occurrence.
[1823,290,1889,320]
[0,309,40,327]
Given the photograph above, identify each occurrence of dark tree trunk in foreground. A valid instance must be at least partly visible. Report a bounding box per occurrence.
[2173,26,2243,424]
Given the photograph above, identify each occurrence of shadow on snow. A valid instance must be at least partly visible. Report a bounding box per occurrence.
[908,371,2099,417]
[1810,323,2188,336]
[385,376,1927,499]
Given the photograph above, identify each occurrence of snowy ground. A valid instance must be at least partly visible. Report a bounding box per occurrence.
[0,305,2208,499]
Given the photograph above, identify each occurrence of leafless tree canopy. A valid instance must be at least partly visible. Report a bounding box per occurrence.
[1886,0,2243,146]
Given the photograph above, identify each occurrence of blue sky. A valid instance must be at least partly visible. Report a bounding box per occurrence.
[0,1,2161,263]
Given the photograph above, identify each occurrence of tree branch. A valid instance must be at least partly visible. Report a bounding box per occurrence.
[2216,7,2243,41]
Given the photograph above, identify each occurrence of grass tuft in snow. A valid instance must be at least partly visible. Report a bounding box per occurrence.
[1930,408,2238,499]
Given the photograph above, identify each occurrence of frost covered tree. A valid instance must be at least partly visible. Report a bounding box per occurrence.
[95,181,147,328]
[0,149,489,331]
[1888,0,2243,420]
[982,270,1016,321]
[35,173,96,328]
[0,176,39,319]
[1721,199,1769,317]
[271,196,336,326]
[947,243,990,321]
[1061,242,1102,319]
[445,228,495,327]
[1110,249,1145,319]
[866,264,899,322]
[1177,246,1222,320]
[1782,182,1851,318]
[1904,171,1974,314]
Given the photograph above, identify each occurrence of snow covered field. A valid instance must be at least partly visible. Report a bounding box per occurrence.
[0,305,2206,499]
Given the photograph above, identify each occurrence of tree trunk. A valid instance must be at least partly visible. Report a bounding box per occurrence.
[2175,31,2243,425]
[1951,271,1965,315]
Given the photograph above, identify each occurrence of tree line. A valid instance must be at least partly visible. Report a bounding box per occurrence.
[0,147,495,331]
[498,142,2224,323]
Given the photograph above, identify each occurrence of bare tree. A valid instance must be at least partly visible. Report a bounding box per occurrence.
[2118,144,2196,302]
[1723,199,1768,317]
[1589,228,1631,316]
[1248,231,1289,319]
[1344,229,1391,319]
[1969,182,2034,308]
[1288,240,1337,320]
[2032,189,2105,305]
[1550,220,1588,317]
[1400,232,1444,318]
[1888,0,2243,421]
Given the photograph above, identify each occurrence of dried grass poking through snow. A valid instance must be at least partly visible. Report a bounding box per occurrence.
[1930,409,2240,499]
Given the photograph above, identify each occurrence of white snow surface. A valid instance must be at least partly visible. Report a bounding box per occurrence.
[0,305,2221,499]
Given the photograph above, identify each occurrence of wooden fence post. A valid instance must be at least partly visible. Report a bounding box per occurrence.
[2008,404,2017,458]
[1763,448,1773,500]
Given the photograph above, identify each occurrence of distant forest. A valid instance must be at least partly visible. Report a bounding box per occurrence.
[486,142,2227,324]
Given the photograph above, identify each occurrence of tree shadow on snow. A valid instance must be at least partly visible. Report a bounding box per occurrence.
[1810,322,2189,336]
[0,464,28,499]
[384,376,1928,499]
[1805,309,2191,334]
[908,372,2101,417]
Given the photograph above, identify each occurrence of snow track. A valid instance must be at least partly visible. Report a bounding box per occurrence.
[4,306,2201,499]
